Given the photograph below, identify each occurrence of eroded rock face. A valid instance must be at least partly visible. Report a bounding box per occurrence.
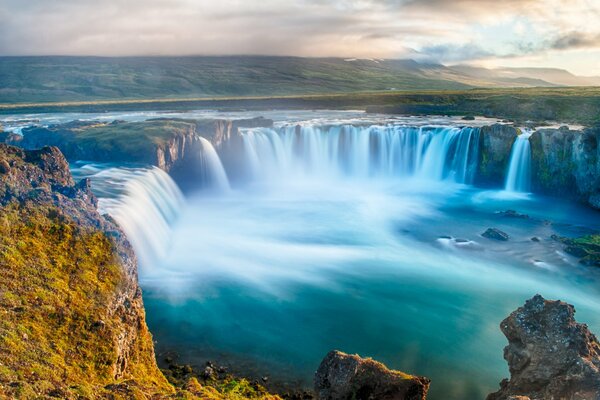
[314,350,430,400]
[530,127,600,209]
[487,294,600,400]
[476,124,519,186]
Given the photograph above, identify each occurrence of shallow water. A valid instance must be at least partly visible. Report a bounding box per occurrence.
[68,115,600,400]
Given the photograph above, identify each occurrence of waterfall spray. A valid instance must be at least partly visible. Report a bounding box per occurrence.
[238,125,480,184]
[93,167,185,270]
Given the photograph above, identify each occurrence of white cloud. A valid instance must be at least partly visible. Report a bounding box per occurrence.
[0,0,599,74]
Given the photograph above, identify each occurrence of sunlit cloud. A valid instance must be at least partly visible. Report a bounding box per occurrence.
[0,0,599,74]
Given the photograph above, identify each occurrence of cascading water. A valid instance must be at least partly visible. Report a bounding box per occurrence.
[198,137,231,191]
[505,130,533,193]
[89,167,185,270]
[238,125,480,184]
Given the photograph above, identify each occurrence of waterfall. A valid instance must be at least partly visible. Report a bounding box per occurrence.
[92,167,185,270]
[505,130,533,193]
[238,125,480,184]
[198,137,231,192]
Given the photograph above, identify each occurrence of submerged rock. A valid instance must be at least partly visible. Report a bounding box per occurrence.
[482,228,510,241]
[498,210,529,219]
[314,350,430,400]
[487,294,600,400]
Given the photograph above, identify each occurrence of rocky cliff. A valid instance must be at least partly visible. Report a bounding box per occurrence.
[475,124,519,186]
[530,126,600,208]
[4,117,272,190]
[0,144,279,399]
[0,144,173,398]
[487,294,600,400]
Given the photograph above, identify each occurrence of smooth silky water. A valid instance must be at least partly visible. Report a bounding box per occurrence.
[68,115,600,400]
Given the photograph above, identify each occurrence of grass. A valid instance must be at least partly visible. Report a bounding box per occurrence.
[2,87,599,126]
[0,56,472,104]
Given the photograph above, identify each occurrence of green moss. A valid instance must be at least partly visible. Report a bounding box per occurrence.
[0,203,172,398]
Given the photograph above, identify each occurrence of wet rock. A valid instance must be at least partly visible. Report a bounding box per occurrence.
[498,210,529,219]
[487,294,600,400]
[476,124,519,186]
[314,350,430,400]
[202,365,215,380]
[482,228,509,241]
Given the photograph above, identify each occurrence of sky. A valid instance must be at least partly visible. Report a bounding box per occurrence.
[1,0,600,75]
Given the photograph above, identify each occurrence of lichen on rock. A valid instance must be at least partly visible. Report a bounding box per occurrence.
[487,294,600,400]
[314,350,430,400]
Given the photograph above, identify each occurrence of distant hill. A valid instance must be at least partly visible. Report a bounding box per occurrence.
[0,56,598,104]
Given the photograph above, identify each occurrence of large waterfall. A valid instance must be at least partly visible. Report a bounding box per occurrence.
[239,125,480,184]
[92,167,185,270]
[505,130,533,193]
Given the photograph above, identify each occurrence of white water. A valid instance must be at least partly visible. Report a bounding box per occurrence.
[238,125,480,184]
[505,130,533,193]
[198,137,231,191]
[70,119,600,400]
[89,167,185,270]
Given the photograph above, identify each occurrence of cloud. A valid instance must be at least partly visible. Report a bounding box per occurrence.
[419,43,493,62]
[550,31,600,50]
[0,0,599,75]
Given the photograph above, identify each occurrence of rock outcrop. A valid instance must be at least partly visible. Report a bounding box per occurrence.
[0,144,172,398]
[482,228,510,241]
[3,117,273,190]
[487,294,600,400]
[476,124,519,186]
[314,350,430,400]
[530,126,600,208]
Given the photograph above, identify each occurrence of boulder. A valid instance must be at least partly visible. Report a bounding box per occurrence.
[482,228,510,241]
[487,295,600,400]
[314,350,430,400]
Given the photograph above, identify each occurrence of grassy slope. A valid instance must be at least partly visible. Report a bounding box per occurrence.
[0,56,472,104]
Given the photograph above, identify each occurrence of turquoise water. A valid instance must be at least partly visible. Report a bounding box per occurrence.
[67,116,600,400]
[139,179,600,400]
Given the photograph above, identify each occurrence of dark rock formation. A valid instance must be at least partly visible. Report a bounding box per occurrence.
[476,124,519,186]
[487,294,600,400]
[314,350,430,400]
[482,228,510,241]
[530,126,600,209]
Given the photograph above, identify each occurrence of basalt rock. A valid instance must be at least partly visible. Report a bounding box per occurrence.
[314,350,430,400]
[530,126,600,209]
[482,228,510,241]
[487,294,600,400]
[476,124,519,186]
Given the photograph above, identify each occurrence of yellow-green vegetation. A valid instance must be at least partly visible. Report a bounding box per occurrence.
[556,234,600,267]
[0,203,171,399]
